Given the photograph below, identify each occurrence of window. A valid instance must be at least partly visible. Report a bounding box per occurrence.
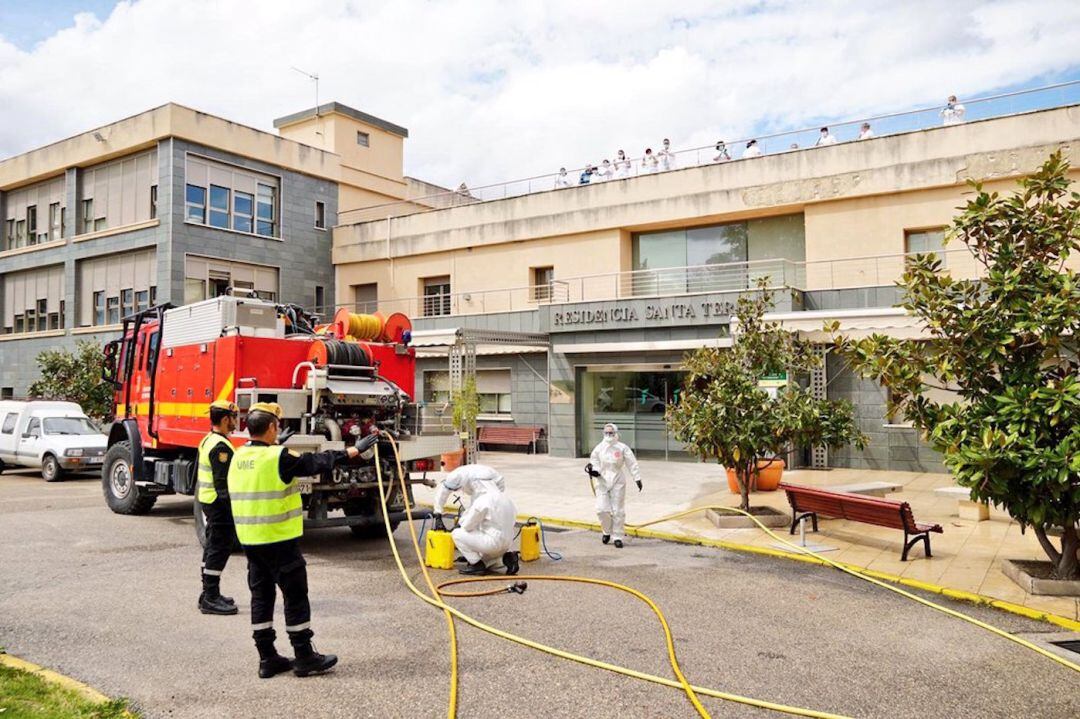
[49,203,61,241]
[314,285,325,310]
[422,276,451,317]
[25,418,40,438]
[0,388,13,400]
[425,370,512,416]
[79,150,158,231]
[135,289,150,313]
[186,185,206,224]
[149,185,158,220]
[184,255,278,305]
[93,291,105,326]
[315,201,326,229]
[81,199,94,233]
[26,206,37,245]
[906,228,948,268]
[352,283,377,314]
[15,219,26,247]
[3,219,12,249]
[532,266,554,301]
[106,296,120,325]
[356,131,370,147]
[233,191,254,233]
[60,207,67,238]
[121,289,134,319]
[209,185,230,229]
[2,413,16,434]
[36,299,47,332]
[94,217,107,232]
[256,184,276,237]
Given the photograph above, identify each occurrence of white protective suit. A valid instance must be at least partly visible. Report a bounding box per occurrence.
[433,464,517,566]
[589,431,641,541]
[941,102,966,126]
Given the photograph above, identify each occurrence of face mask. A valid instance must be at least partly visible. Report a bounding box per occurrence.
[603,434,616,443]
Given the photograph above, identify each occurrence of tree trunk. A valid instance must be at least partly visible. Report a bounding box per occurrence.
[737,465,751,512]
[1055,524,1079,580]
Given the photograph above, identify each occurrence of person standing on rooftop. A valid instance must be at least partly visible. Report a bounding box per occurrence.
[613,150,632,178]
[640,148,659,173]
[743,139,762,158]
[595,159,613,182]
[657,138,676,171]
[713,141,731,162]
[554,167,572,189]
[815,127,837,146]
[579,164,595,185]
[941,95,966,125]
[858,122,874,140]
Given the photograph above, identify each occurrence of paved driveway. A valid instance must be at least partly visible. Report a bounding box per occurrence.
[1,470,1078,718]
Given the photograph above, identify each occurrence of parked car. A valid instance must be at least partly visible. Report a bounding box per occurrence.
[0,401,107,481]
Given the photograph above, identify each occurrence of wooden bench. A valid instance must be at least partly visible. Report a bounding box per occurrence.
[477,425,545,454]
[780,482,943,561]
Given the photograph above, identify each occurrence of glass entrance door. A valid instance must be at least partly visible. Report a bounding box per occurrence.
[577,367,689,459]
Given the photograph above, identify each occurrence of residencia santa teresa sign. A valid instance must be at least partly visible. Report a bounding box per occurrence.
[549,296,738,332]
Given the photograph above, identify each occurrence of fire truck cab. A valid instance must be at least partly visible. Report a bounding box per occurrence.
[100,295,458,543]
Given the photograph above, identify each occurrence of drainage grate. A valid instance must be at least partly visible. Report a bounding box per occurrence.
[1050,640,1080,655]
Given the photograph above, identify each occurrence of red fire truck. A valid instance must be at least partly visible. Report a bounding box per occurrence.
[100,295,458,544]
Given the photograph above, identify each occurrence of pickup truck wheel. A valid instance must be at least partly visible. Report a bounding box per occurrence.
[42,454,64,482]
[102,441,156,515]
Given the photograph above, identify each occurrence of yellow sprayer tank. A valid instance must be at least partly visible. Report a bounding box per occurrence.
[425,530,456,569]
[520,522,541,562]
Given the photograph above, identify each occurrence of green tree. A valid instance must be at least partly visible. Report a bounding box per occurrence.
[27,341,114,423]
[834,152,1080,579]
[667,283,866,511]
[451,374,480,436]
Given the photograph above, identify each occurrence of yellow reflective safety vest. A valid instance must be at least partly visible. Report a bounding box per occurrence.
[227,444,303,546]
[196,432,233,504]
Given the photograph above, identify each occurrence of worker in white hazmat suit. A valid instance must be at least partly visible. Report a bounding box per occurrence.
[432,464,519,576]
[586,423,642,548]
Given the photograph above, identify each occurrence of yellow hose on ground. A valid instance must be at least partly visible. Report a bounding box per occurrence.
[624,507,1080,674]
[376,437,851,719]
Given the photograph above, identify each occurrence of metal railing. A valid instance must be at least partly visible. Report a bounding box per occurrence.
[310,248,983,322]
[337,80,1080,225]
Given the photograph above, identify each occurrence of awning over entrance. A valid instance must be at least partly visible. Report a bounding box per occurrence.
[761,308,927,341]
[409,328,549,357]
[554,337,733,354]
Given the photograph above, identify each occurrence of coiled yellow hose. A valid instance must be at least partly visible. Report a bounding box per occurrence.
[374,437,853,719]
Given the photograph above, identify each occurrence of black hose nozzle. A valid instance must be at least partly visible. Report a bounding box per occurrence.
[507,581,528,595]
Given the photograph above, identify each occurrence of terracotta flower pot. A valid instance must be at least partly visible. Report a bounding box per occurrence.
[441,450,464,472]
[725,458,786,494]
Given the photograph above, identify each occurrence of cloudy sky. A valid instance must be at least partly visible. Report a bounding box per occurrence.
[1,0,1079,190]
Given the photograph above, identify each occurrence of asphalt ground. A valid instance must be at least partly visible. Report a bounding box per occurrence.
[1,470,1078,719]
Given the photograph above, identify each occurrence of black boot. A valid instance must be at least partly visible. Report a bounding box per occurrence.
[290,630,337,677]
[254,629,293,679]
[601,534,611,544]
[459,560,489,575]
[502,551,520,576]
[613,539,623,548]
[201,575,237,611]
[199,591,238,615]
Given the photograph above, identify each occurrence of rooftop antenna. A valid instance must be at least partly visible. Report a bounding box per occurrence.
[292,65,321,111]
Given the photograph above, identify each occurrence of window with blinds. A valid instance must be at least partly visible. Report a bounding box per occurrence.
[76,248,157,327]
[424,369,512,415]
[79,149,158,234]
[183,255,279,304]
[185,155,280,238]
[2,264,65,334]
[3,177,65,250]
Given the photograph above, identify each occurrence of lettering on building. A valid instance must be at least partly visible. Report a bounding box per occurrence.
[552,299,736,328]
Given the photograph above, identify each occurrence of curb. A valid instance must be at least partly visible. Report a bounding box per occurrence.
[0,651,117,706]
[522,513,1080,632]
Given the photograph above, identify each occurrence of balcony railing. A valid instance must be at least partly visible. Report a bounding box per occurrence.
[337,80,1080,225]
[311,249,984,322]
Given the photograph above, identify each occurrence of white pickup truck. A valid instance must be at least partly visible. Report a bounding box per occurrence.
[0,401,107,481]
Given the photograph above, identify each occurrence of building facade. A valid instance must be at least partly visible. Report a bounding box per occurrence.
[332,101,1080,471]
[0,102,410,396]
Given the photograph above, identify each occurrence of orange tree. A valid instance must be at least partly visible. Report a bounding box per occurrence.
[835,153,1080,579]
[667,282,865,512]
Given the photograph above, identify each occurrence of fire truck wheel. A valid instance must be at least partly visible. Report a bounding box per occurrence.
[41,454,64,482]
[102,441,157,515]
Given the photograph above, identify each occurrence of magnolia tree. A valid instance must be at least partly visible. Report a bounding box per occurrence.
[28,340,113,423]
[666,283,866,512]
[835,152,1080,579]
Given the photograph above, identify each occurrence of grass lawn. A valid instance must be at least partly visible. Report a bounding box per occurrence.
[0,663,134,718]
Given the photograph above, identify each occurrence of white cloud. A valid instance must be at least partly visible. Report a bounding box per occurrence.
[1,0,1079,193]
